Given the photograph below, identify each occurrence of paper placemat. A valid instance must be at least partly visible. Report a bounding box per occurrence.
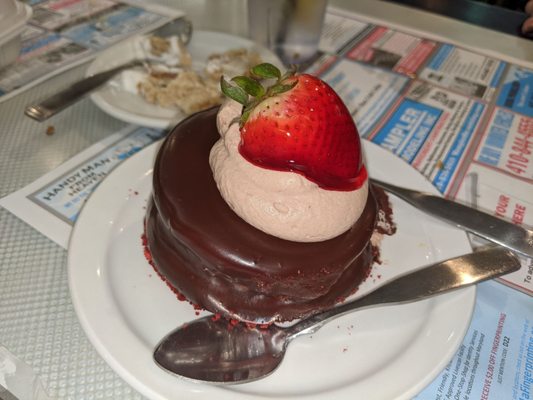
[0,125,165,248]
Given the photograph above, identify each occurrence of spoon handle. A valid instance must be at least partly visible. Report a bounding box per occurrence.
[287,247,520,338]
[370,178,533,259]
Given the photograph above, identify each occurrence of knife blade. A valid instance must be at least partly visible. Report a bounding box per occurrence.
[371,178,533,259]
[24,60,144,122]
[0,384,19,400]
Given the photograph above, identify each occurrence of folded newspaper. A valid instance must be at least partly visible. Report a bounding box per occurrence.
[0,0,184,102]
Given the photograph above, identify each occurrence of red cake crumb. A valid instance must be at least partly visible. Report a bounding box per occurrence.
[143,248,152,262]
[142,232,193,305]
[371,244,382,265]
[335,295,347,304]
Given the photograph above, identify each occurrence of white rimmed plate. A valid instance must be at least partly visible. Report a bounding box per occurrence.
[68,139,474,400]
[86,31,280,128]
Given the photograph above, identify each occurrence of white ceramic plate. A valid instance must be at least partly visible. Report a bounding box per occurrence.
[68,139,474,400]
[86,31,280,129]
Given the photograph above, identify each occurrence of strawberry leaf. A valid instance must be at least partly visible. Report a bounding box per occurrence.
[240,108,252,126]
[231,76,265,97]
[281,65,298,80]
[251,63,281,80]
[220,77,248,105]
[269,81,298,96]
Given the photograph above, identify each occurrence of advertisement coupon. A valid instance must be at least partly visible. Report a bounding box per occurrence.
[346,26,437,76]
[0,126,165,248]
[370,81,486,193]
[318,57,409,136]
[415,281,533,400]
[419,44,506,101]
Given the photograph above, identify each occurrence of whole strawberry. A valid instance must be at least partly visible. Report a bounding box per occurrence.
[220,63,367,191]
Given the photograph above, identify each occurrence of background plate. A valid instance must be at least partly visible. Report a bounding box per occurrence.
[87,31,280,129]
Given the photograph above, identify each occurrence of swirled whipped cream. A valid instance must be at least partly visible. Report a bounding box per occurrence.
[209,100,369,242]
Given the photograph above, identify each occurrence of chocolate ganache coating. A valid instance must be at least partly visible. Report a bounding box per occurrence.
[145,107,380,323]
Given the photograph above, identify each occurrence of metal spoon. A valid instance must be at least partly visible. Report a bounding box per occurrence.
[153,247,520,384]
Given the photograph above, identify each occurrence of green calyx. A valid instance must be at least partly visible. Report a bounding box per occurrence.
[220,63,297,127]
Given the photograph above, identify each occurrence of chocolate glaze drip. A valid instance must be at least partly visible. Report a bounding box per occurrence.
[144,107,391,323]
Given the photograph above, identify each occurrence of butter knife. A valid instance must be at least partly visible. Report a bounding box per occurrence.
[24,17,192,122]
[24,60,144,121]
[0,384,19,400]
[371,178,533,259]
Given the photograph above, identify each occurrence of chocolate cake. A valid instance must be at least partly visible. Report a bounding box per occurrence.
[144,107,394,324]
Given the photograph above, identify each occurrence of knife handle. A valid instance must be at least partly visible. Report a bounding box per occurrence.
[371,178,533,259]
[24,60,140,122]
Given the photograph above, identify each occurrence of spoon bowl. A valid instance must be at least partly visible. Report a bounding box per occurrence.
[154,318,289,383]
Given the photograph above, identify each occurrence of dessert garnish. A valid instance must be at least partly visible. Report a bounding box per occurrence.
[220,63,368,191]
